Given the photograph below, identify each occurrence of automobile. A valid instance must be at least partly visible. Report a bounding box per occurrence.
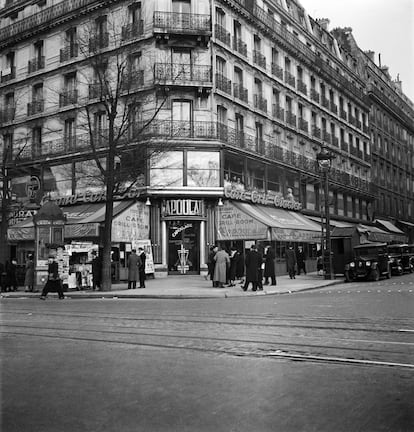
[344,242,391,282]
[387,244,414,275]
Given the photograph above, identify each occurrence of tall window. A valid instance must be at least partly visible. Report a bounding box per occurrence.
[64,118,76,148]
[32,126,42,156]
[172,100,192,136]
[172,0,191,13]
[235,113,244,147]
[255,122,263,153]
[128,2,142,23]
[34,41,44,62]
[217,105,227,140]
[215,7,225,27]
[94,111,107,144]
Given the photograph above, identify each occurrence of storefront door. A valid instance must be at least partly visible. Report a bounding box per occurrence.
[168,220,200,275]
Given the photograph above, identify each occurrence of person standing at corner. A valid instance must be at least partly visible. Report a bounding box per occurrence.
[5,260,18,292]
[127,249,141,290]
[286,245,297,279]
[243,245,260,292]
[213,245,230,288]
[91,250,102,291]
[296,246,307,275]
[24,254,35,292]
[40,256,64,300]
[138,247,146,288]
[263,246,277,285]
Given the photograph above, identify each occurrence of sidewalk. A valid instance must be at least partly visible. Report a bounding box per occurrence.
[1,272,343,299]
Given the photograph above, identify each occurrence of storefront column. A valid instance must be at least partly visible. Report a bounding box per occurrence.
[161,220,167,266]
[200,220,207,271]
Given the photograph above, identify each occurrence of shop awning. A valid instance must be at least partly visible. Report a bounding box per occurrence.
[375,219,405,234]
[357,224,406,243]
[8,201,134,241]
[217,200,321,242]
[398,220,414,228]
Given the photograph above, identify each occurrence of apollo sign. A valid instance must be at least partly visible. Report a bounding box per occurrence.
[164,199,204,217]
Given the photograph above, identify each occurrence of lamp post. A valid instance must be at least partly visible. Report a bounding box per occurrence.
[316,146,335,280]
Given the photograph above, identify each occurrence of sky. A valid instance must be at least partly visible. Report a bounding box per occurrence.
[298,0,414,103]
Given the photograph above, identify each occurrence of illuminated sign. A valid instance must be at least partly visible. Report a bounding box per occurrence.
[164,199,204,217]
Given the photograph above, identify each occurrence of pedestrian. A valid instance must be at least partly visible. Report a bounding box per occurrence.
[138,247,146,288]
[242,245,260,291]
[286,245,297,279]
[263,246,276,285]
[91,250,102,291]
[40,256,64,300]
[228,246,240,287]
[206,246,217,285]
[236,248,244,282]
[127,249,141,289]
[257,247,264,290]
[24,254,35,292]
[296,246,307,275]
[5,260,18,292]
[316,253,324,276]
[213,245,230,288]
[0,262,5,292]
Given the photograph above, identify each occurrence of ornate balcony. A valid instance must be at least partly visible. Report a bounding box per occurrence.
[0,105,15,124]
[60,44,78,62]
[1,66,16,83]
[312,126,321,138]
[298,117,308,133]
[88,83,101,99]
[272,104,284,121]
[214,24,230,46]
[122,70,144,91]
[271,63,283,79]
[341,141,348,152]
[59,90,78,107]
[89,33,109,51]
[330,102,338,114]
[253,94,267,112]
[28,57,45,74]
[233,37,247,56]
[216,73,232,95]
[297,80,307,95]
[253,50,266,69]
[286,111,296,127]
[284,71,295,87]
[321,96,330,109]
[154,63,212,91]
[339,109,347,121]
[323,131,331,144]
[310,89,320,103]
[233,83,248,103]
[27,100,44,116]
[121,21,144,40]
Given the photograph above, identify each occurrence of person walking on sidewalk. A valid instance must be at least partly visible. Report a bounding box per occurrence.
[24,254,35,292]
[138,247,146,288]
[91,250,102,291]
[296,246,307,275]
[40,256,64,300]
[286,245,297,279]
[213,245,230,288]
[205,246,217,283]
[243,245,260,291]
[127,249,141,290]
[228,246,240,287]
[263,246,276,285]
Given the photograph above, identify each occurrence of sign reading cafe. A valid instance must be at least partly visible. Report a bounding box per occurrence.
[224,186,302,210]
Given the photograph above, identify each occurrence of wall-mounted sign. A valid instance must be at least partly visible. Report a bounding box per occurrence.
[224,186,302,210]
[164,199,204,217]
[112,202,150,242]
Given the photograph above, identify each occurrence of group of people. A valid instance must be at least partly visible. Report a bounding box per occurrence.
[0,255,35,293]
[127,248,146,289]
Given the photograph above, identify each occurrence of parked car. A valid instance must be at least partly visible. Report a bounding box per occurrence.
[344,243,391,282]
[387,244,414,275]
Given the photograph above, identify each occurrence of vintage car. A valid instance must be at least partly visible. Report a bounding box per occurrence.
[387,244,414,275]
[344,243,391,282]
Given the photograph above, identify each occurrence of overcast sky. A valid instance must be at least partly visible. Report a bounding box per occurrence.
[299,0,414,103]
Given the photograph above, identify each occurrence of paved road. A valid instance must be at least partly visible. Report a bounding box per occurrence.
[1,276,413,432]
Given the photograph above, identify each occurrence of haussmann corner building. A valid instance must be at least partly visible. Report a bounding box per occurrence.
[1,0,414,283]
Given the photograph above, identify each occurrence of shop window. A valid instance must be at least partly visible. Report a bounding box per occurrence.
[187,151,220,187]
[150,151,184,187]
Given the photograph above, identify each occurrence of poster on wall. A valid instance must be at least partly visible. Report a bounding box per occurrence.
[132,239,155,274]
[112,202,150,242]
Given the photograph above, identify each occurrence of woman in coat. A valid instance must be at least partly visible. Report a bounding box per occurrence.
[213,246,230,288]
[24,254,35,292]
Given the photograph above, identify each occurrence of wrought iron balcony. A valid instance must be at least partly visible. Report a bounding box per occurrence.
[285,111,296,127]
[332,137,339,147]
[272,104,284,121]
[284,71,295,87]
[27,100,44,116]
[0,105,15,123]
[89,33,109,51]
[330,102,338,114]
[297,80,307,95]
[321,96,330,109]
[122,70,144,91]
[214,24,230,45]
[1,66,16,83]
[28,57,45,73]
[323,131,331,144]
[233,83,248,103]
[88,83,101,99]
[122,21,144,40]
[154,63,212,86]
[341,141,348,152]
[253,50,266,69]
[298,117,308,133]
[153,11,211,35]
[271,63,283,79]
[215,73,232,94]
[310,89,320,103]
[339,109,347,120]
[312,126,321,138]
[60,44,78,62]
[59,90,78,107]
[233,37,247,56]
[254,94,267,112]
[348,115,357,126]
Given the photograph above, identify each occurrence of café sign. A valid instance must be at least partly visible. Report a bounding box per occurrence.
[164,199,204,217]
[224,186,302,210]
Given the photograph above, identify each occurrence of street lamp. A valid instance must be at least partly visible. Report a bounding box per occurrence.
[316,146,335,280]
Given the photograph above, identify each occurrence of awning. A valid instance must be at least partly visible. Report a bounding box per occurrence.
[8,201,134,241]
[375,219,405,234]
[217,200,321,242]
[398,220,414,228]
[357,224,406,243]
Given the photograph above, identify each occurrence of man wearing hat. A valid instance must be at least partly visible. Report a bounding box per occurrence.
[91,250,102,290]
[40,256,64,300]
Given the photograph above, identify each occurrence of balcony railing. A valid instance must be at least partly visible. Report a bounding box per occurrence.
[272,104,284,121]
[233,83,248,103]
[348,115,357,126]
[332,137,339,147]
[0,105,15,123]
[323,131,331,144]
[89,33,109,51]
[285,111,296,127]
[88,83,102,99]
[27,100,44,116]
[233,37,247,56]
[339,109,347,121]
[271,63,283,79]
[59,90,78,107]
[297,80,307,95]
[121,21,144,40]
[60,44,78,62]
[28,57,45,73]
[321,96,330,109]
[153,11,211,35]
[1,66,16,83]
[312,126,321,138]
[253,94,267,112]
[284,71,295,87]
[154,63,211,84]
[330,102,338,114]
[122,70,144,90]
[310,89,320,103]
[214,24,230,45]
[298,117,308,133]
[215,73,232,94]
[253,50,266,69]
[341,141,348,152]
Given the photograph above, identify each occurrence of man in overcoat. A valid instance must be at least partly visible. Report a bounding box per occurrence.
[138,247,146,288]
[286,245,297,279]
[91,250,102,290]
[127,249,141,289]
[40,256,64,299]
[264,246,276,285]
[242,245,260,291]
